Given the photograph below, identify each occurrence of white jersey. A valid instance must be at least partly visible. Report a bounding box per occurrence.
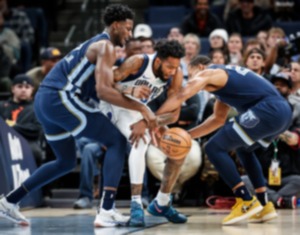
[119,53,168,104]
[99,54,170,138]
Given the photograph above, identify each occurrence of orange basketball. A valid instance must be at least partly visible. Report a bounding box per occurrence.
[159,127,192,160]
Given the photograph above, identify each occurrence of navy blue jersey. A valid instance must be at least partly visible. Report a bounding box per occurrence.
[209,64,283,112]
[41,32,110,101]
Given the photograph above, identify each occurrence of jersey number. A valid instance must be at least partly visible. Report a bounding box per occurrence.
[225,65,250,76]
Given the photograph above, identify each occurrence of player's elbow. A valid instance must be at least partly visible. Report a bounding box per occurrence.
[96,83,108,100]
[214,115,227,127]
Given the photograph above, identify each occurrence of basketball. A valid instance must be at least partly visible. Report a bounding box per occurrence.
[159,127,192,160]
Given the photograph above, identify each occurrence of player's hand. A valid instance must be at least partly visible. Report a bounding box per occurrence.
[150,126,168,147]
[129,120,148,148]
[132,85,151,100]
[140,107,157,129]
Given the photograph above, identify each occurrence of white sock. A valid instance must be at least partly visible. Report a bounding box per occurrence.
[132,195,143,206]
[156,191,170,206]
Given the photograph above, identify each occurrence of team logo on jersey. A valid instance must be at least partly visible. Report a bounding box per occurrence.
[142,75,150,80]
[239,110,260,128]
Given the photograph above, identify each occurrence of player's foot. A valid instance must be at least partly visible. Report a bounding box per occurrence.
[147,199,187,223]
[248,201,277,223]
[73,197,93,209]
[222,196,263,225]
[128,201,145,227]
[0,196,29,226]
[94,208,129,227]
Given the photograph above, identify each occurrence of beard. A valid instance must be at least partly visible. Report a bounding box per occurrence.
[156,64,167,81]
[113,34,123,47]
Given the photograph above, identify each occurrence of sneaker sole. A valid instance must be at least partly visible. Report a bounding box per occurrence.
[0,211,29,226]
[94,220,128,227]
[248,211,278,223]
[222,205,263,225]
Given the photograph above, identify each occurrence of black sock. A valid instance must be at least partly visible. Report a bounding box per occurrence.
[256,191,268,206]
[234,185,252,201]
[6,185,28,204]
[102,190,116,210]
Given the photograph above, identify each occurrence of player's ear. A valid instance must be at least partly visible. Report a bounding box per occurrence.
[155,57,162,66]
[111,21,119,32]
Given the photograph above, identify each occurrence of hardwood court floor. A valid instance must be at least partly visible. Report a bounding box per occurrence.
[0,207,299,235]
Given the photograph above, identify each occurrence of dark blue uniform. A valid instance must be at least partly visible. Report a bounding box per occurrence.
[205,64,292,190]
[13,32,127,196]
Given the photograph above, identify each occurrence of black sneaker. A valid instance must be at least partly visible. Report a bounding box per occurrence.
[278,196,297,209]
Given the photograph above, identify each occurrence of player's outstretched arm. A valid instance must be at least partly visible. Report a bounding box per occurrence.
[188,99,230,139]
[89,42,156,128]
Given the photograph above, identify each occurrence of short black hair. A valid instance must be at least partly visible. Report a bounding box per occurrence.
[103,4,134,26]
[155,39,185,60]
[190,55,211,67]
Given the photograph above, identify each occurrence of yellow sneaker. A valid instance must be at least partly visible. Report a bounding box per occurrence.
[248,202,277,223]
[222,196,263,225]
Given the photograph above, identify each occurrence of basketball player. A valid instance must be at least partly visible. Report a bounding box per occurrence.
[0,4,156,227]
[99,39,187,226]
[147,55,292,225]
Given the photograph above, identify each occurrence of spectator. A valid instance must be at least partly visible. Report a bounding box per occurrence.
[115,46,125,60]
[244,48,268,77]
[0,12,20,65]
[180,0,223,37]
[209,29,229,59]
[227,33,243,65]
[181,33,201,79]
[210,49,228,65]
[133,23,152,39]
[264,27,287,74]
[0,44,12,94]
[26,47,62,96]
[243,72,300,209]
[244,38,265,55]
[226,0,272,36]
[167,27,184,44]
[271,0,296,21]
[73,137,105,209]
[0,74,43,166]
[256,30,268,51]
[289,61,300,105]
[0,0,35,72]
[115,38,142,67]
[140,37,155,54]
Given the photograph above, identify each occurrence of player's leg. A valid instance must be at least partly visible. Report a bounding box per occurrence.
[147,154,188,223]
[114,109,150,227]
[0,88,79,226]
[74,108,128,227]
[204,123,263,225]
[236,147,277,223]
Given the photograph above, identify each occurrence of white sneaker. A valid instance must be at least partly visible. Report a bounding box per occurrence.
[0,196,29,226]
[94,208,129,227]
